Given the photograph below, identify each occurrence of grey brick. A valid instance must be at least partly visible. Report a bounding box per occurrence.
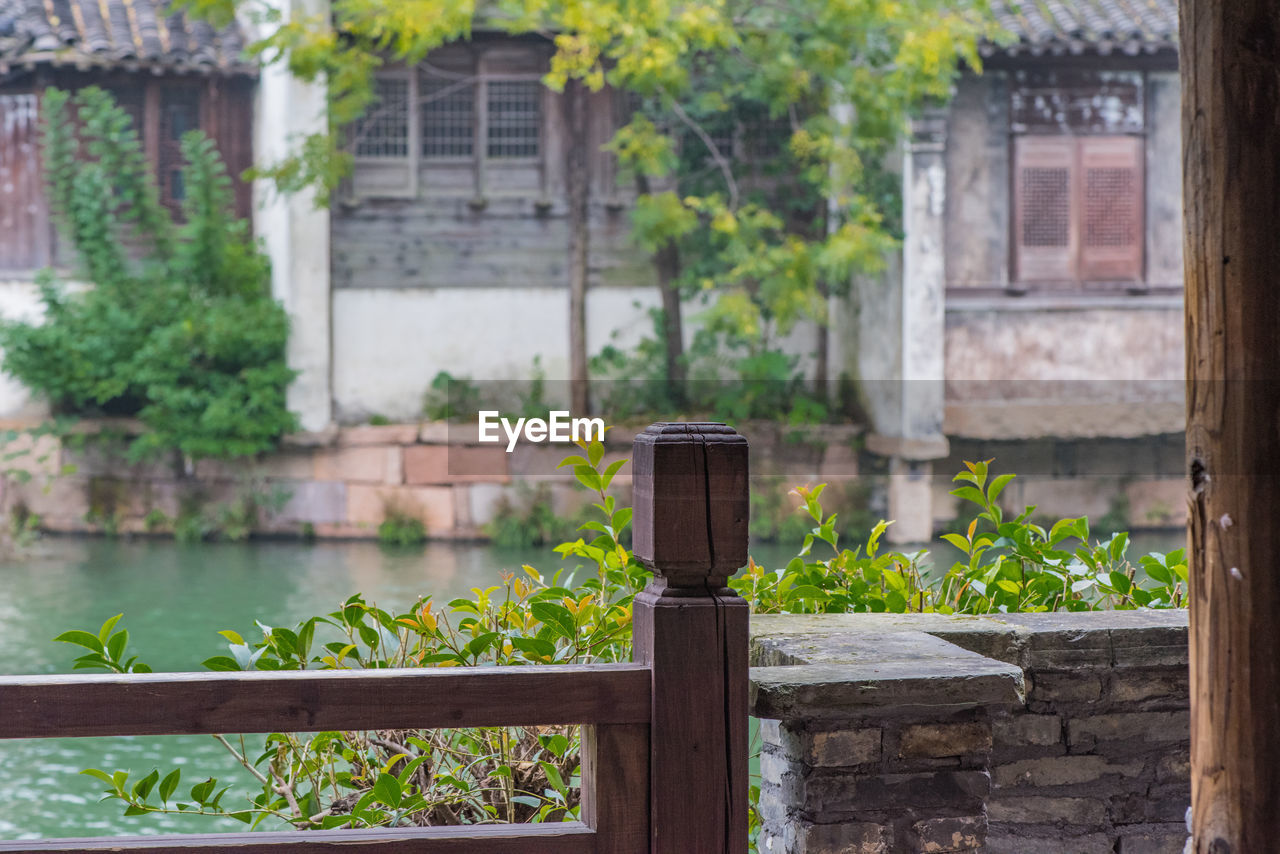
[986,830,1116,854]
[1067,711,1190,752]
[994,714,1062,748]
[994,755,1144,788]
[804,770,990,814]
[1030,671,1105,704]
[899,722,991,759]
[1118,822,1190,854]
[913,814,987,852]
[988,795,1108,825]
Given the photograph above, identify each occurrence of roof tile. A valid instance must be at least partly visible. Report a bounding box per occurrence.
[0,0,250,72]
[990,0,1177,55]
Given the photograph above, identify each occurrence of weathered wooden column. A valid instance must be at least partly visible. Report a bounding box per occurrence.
[1181,2,1280,850]
[631,422,749,854]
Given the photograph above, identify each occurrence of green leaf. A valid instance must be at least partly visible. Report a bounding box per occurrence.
[159,769,181,803]
[949,485,987,507]
[106,628,128,662]
[132,769,159,800]
[601,458,627,488]
[81,768,116,787]
[530,602,576,638]
[97,614,123,644]
[53,630,104,653]
[372,772,402,808]
[189,778,216,805]
[511,636,557,661]
[987,473,1015,503]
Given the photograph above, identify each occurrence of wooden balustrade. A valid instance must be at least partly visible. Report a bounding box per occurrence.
[0,422,749,854]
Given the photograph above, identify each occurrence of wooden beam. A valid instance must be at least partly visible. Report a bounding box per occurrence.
[1181,1,1280,850]
[0,822,596,853]
[0,664,650,739]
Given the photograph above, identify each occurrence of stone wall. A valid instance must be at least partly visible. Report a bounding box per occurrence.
[0,419,861,540]
[750,611,1189,854]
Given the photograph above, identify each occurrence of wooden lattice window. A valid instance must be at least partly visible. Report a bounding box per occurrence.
[1013,135,1144,285]
[486,80,540,158]
[350,44,547,199]
[420,64,475,159]
[355,77,411,158]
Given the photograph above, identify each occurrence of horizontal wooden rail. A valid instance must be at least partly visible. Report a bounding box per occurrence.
[0,822,597,853]
[0,664,651,739]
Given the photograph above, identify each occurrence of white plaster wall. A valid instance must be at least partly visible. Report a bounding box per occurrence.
[332,286,821,421]
[0,280,69,419]
[332,287,652,420]
[251,0,333,432]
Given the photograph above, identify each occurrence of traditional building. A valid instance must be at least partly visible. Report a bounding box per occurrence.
[0,0,1188,540]
[849,0,1185,539]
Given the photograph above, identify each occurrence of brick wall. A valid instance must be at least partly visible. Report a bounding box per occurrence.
[750,611,1190,854]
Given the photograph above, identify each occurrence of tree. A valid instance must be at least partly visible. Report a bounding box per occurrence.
[183,0,995,415]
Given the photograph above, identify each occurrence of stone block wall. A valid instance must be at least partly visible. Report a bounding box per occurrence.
[750,611,1190,854]
[0,419,861,540]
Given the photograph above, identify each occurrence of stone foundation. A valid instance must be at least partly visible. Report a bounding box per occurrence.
[750,611,1189,854]
[0,419,862,540]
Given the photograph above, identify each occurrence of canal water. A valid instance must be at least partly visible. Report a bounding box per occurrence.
[0,532,1182,840]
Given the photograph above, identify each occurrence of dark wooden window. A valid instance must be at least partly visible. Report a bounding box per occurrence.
[0,75,252,272]
[158,84,202,212]
[0,93,51,271]
[1013,135,1144,285]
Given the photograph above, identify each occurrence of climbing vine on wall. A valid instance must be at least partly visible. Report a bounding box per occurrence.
[0,87,297,461]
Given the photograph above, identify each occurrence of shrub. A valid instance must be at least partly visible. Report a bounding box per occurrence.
[0,87,297,462]
[377,505,428,547]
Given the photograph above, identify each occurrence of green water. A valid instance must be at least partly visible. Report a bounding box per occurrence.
[0,532,1182,840]
[0,537,592,840]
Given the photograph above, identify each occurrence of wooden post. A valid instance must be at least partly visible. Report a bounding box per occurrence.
[630,422,749,854]
[1181,2,1280,850]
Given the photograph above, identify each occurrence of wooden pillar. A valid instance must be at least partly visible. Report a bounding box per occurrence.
[630,422,749,854]
[1181,3,1280,851]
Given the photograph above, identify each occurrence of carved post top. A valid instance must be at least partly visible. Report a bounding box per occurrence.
[631,422,749,591]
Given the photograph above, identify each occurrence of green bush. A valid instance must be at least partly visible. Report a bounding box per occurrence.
[55,453,1185,839]
[377,506,428,547]
[0,87,297,462]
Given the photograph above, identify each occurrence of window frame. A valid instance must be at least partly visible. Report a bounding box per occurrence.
[1011,133,1146,290]
[1008,68,1149,292]
[351,44,549,202]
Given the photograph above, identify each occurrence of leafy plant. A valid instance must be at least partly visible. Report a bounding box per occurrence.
[57,437,641,831]
[55,456,1183,843]
[421,372,484,422]
[0,87,297,462]
[484,483,587,549]
[377,505,427,547]
[734,461,1187,614]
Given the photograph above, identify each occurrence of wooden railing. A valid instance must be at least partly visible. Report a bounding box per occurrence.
[0,422,749,854]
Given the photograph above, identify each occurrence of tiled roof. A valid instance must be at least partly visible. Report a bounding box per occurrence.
[988,0,1178,56]
[0,0,250,74]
